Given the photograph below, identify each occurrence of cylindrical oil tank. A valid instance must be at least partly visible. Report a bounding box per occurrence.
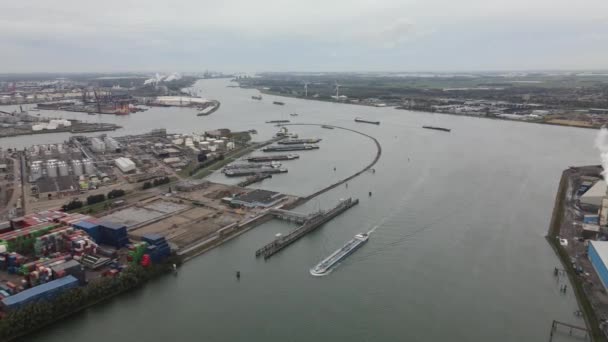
[46,161,58,178]
[83,159,95,175]
[57,161,69,176]
[71,160,83,176]
[30,165,42,181]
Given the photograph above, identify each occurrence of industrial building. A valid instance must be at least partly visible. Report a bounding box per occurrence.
[589,241,608,292]
[580,180,607,210]
[230,189,286,208]
[115,157,136,173]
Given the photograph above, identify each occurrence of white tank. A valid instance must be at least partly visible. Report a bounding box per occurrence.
[46,161,58,178]
[71,160,83,176]
[83,159,95,175]
[30,165,42,181]
[57,161,69,176]
[90,138,105,152]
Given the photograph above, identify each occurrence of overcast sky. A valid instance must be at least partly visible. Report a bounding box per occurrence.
[2,0,607,73]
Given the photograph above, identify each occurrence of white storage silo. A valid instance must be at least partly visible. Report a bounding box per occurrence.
[71,160,83,176]
[46,161,58,178]
[57,161,69,176]
[30,165,42,181]
[83,159,95,175]
[90,138,105,153]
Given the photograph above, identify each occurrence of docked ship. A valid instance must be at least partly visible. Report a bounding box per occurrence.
[422,125,451,132]
[251,95,263,100]
[278,138,322,145]
[263,144,319,152]
[273,101,285,105]
[223,161,281,171]
[354,117,380,125]
[247,154,300,162]
[310,233,369,276]
[224,167,288,177]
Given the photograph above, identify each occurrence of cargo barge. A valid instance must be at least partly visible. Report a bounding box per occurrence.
[273,101,285,105]
[422,125,451,132]
[263,144,319,152]
[355,117,380,125]
[223,161,281,171]
[224,167,288,177]
[310,232,369,276]
[278,138,322,145]
[247,154,300,162]
[266,120,290,124]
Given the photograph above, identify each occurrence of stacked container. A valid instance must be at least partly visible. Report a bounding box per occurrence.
[142,234,171,263]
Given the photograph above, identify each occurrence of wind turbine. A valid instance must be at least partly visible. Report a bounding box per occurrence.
[303,82,310,97]
[334,81,341,99]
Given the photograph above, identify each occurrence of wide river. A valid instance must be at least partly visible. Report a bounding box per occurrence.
[2,79,597,341]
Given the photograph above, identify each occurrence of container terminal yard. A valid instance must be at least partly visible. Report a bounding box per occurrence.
[0,121,380,340]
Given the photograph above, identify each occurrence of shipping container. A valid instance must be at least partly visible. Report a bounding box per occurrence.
[1,275,78,310]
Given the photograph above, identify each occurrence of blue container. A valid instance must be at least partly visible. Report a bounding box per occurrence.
[73,221,101,242]
[1,275,78,310]
[142,234,165,245]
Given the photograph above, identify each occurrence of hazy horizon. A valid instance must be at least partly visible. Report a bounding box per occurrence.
[2,0,607,73]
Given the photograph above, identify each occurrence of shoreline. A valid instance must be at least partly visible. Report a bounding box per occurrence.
[249,87,600,131]
[546,167,605,341]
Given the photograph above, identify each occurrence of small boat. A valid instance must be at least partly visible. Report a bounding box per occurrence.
[355,117,380,125]
[88,112,97,115]
[290,113,298,116]
[266,120,290,124]
[422,125,451,132]
[273,101,285,105]
[321,125,334,129]
[251,95,262,100]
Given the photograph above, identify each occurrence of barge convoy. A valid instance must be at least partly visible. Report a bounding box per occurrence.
[310,232,369,276]
[422,126,451,132]
[247,154,300,162]
[354,117,380,125]
[263,144,319,152]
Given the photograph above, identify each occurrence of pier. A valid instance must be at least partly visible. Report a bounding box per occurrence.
[269,208,321,224]
[255,198,359,259]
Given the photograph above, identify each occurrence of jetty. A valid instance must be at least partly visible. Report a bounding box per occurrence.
[255,198,359,259]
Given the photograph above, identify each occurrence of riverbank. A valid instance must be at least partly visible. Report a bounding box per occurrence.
[251,87,601,130]
[0,122,121,138]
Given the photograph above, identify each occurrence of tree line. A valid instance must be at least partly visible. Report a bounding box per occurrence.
[61,189,126,212]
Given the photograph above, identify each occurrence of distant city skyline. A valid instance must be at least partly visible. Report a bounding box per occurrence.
[2,0,607,73]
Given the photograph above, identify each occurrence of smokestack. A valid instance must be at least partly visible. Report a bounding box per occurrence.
[594,127,608,180]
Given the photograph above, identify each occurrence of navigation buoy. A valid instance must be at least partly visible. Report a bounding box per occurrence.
[369,191,372,197]
[334,167,336,171]
[236,271,241,279]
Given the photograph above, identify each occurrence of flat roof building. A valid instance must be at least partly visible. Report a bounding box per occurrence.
[580,180,606,209]
[589,241,608,292]
[231,189,286,208]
